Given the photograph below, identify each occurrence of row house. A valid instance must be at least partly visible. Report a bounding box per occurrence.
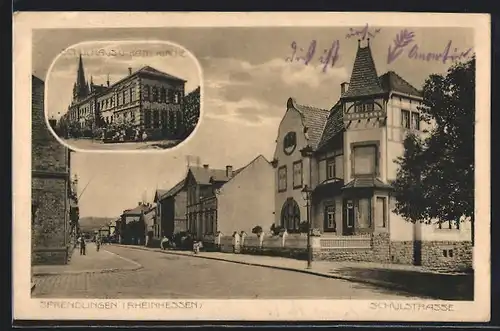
[154,179,188,239]
[61,55,186,139]
[186,155,274,240]
[31,75,78,265]
[185,164,232,240]
[118,202,155,245]
[272,39,472,270]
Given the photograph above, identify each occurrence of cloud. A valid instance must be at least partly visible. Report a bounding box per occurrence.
[200,56,348,124]
[204,96,284,125]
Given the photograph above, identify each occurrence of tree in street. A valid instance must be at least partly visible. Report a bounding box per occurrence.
[182,86,200,138]
[392,57,475,238]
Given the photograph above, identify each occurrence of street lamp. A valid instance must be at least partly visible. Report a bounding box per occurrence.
[301,184,313,269]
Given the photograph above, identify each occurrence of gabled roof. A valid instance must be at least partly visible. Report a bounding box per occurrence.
[316,101,344,151]
[188,166,231,185]
[379,71,422,97]
[154,189,169,202]
[212,154,270,187]
[91,84,109,94]
[286,98,330,150]
[135,66,187,83]
[342,44,385,98]
[164,179,186,198]
[122,204,154,216]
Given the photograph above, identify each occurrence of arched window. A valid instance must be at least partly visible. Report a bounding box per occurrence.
[280,198,301,232]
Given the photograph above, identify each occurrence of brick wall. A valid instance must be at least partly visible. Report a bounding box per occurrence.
[32,75,71,265]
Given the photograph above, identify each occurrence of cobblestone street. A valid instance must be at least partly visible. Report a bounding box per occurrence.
[33,245,421,299]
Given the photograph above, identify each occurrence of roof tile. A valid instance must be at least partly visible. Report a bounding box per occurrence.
[379,71,422,97]
[137,66,186,82]
[317,102,344,151]
[342,45,384,98]
[287,98,330,150]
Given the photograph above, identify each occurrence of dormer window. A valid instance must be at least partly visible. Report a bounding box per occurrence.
[354,102,374,113]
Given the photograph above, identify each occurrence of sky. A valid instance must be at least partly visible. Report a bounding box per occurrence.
[33,26,474,218]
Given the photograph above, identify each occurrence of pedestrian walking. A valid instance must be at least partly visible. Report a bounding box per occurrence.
[78,235,86,255]
[96,236,101,252]
[193,240,202,254]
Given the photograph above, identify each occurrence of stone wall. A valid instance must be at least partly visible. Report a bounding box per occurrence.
[208,232,472,272]
[371,232,391,263]
[32,248,69,265]
[31,75,71,265]
[313,248,373,262]
[390,241,415,265]
[421,241,473,272]
[242,246,308,260]
[32,76,68,173]
[313,233,389,263]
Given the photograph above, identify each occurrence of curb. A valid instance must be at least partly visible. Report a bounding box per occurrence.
[32,247,144,276]
[33,264,143,276]
[114,244,417,294]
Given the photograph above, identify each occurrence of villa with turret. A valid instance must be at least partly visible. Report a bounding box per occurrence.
[271,40,472,271]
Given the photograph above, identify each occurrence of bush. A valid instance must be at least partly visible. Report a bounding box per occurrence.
[171,231,194,250]
[251,225,263,235]
[270,224,285,236]
[299,221,309,233]
[311,228,322,237]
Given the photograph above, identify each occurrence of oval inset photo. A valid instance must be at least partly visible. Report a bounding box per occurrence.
[46,40,202,152]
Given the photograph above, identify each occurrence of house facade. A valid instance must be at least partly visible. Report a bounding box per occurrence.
[31,75,78,265]
[185,165,232,240]
[205,155,275,236]
[60,55,186,139]
[185,156,274,242]
[154,179,188,239]
[119,202,155,245]
[272,40,472,270]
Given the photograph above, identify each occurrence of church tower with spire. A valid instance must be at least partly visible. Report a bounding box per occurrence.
[72,54,90,102]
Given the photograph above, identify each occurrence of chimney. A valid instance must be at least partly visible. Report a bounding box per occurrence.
[341,82,349,94]
[203,164,209,169]
[226,165,233,177]
[128,67,132,75]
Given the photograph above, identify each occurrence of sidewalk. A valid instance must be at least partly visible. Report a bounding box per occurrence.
[32,243,143,276]
[116,244,474,300]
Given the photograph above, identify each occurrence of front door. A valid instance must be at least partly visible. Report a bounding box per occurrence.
[343,199,355,235]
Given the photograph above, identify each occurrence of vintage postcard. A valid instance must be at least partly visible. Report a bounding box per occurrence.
[13,12,490,322]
